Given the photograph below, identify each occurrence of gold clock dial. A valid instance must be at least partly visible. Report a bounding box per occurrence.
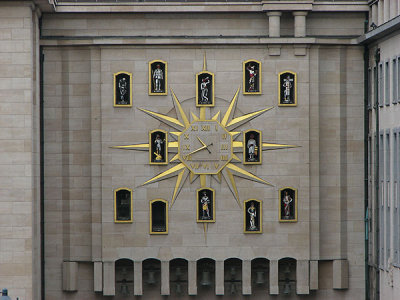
[178,120,232,175]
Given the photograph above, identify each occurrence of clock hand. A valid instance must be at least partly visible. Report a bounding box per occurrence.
[197,136,213,153]
[187,145,207,156]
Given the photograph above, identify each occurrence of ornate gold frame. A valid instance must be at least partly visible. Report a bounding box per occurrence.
[148,60,168,96]
[149,199,169,234]
[196,187,216,223]
[196,71,215,107]
[278,187,298,222]
[243,129,262,165]
[243,199,262,233]
[114,187,133,223]
[149,129,168,165]
[243,59,262,95]
[278,70,297,107]
[113,71,133,107]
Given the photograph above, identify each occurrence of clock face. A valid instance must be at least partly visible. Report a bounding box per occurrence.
[178,120,233,174]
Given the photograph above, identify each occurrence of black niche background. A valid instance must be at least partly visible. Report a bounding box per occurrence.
[245,200,260,231]
[197,189,214,221]
[116,189,131,221]
[280,188,296,220]
[115,73,131,105]
[244,61,260,93]
[279,72,295,105]
[244,131,261,163]
[197,72,213,105]
[150,61,166,93]
[150,131,166,163]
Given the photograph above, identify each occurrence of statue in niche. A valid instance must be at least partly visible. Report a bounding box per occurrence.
[118,78,128,104]
[244,199,261,232]
[150,130,167,164]
[247,201,257,230]
[279,187,297,222]
[200,191,211,220]
[244,130,261,164]
[197,188,215,222]
[196,71,214,106]
[279,71,296,106]
[243,60,261,94]
[114,72,132,106]
[246,64,258,92]
[149,60,167,95]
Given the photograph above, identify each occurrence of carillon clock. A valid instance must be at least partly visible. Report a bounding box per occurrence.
[111,57,298,229]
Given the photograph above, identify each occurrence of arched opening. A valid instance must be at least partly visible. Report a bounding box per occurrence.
[115,259,134,297]
[278,257,297,296]
[224,258,242,296]
[169,258,188,296]
[251,257,269,295]
[197,258,215,297]
[142,258,161,296]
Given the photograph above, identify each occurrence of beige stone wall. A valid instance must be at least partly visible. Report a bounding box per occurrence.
[0,1,40,300]
[41,10,365,300]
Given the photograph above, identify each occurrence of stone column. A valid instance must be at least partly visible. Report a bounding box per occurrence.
[188,260,197,295]
[293,11,308,37]
[215,260,224,295]
[134,261,143,296]
[378,0,383,25]
[296,260,310,294]
[103,261,115,296]
[94,262,103,292]
[242,260,252,295]
[269,260,279,295]
[62,261,78,292]
[267,12,282,38]
[383,0,390,22]
[371,3,378,26]
[161,261,170,295]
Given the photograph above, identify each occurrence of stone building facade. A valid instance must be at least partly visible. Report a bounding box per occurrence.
[0,0,375,299]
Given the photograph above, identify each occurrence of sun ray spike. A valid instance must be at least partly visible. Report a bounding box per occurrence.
[171,89,190,128]
[171,168,189,208]
[138,107,184,131]
[110,143,149,151]
[200,175,206,188]
[203,52,207,71]
[233,141,243,148]
[230,132,241,140]
[200,107,206,120]
[221,87,240,127]
[191,112,199,122]
[170,132,181,138]
[168,141,178,148]
[212,174,221,183]
[169,153,179,162]
[222,169,241,208]
[262,142,300,150]
[203,223,207,243]
[190,172,199,183]
[225,163,273,186]
[212,111,220,121]
[226,107,273,131]
[232,153,241,162]
[140,163,186,187]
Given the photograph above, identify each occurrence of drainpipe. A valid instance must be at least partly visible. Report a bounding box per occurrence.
[364,45,370,300]
[374,47,380,300]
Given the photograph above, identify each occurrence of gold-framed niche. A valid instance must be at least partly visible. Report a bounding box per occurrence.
[243,199,262,233]
[113,71,133,107]
[149,129,168,165]
[148,60,167,96]
[196,71,215,107]
[196,187,215,223]
[149,199,169,234]
[243,129,262,165]
[278,70,297,107]
[278,187,298,222]
[114,188,133,223]
[243,59,262,95]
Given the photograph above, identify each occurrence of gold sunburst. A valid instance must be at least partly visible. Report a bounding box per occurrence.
[111,87,298,208]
